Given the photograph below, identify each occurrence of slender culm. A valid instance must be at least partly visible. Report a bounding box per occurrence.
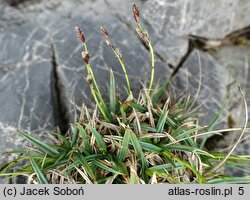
[99,26,131,95]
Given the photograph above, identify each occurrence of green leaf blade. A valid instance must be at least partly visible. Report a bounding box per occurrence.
[128,130,148,171]
[18,131,59,157]
[92,160,122,175]
[118,129,130,161]
[109,69,116,114]
[74,153,96,181]
[85,124,107,154]
[156,102,169,133]
[29,155,48,184]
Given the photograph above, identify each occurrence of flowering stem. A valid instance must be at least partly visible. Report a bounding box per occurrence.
[82,43,108,112]
[148,42,155,95]
[99,27,131,95]
[76,27,112,121]
[114,51,131,95]
[137,25,155,95]
[87,73,110,122]
[132,5,155,96]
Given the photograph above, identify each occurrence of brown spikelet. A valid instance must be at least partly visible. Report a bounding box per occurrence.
[85,74,93,84]
[75,26,86,43]
[81,51,90,64]
[100,26,114,48]
[136,27,149,46]
[100,26,109,40]
[132,3,140,23]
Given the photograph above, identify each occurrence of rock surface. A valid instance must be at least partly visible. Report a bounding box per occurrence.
[0,0,249,182]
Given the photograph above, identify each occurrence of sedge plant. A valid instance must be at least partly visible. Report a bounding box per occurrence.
[0,3,250,184]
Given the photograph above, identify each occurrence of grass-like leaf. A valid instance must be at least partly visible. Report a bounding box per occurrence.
[44,158,68,171]
[74,153,96,181]
[129,167,140,184]
[71,125,78,146]
[77,124,92,153]
[29,154,48,184]
[18,131,59,157]
[146,162,182,172]
[118,129,130,161]
[156,101,169,133]
[92,160,122,175]
[174,155,206,183]
[85,124,107,154]
[52,132,71,149]
[129,102,147,113]
[140,141,163,153]
[109,69,117,114]
[62,154,104,173]
[163,144,213,157]
[128,130,148,171]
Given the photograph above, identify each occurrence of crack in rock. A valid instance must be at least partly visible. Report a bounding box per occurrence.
[50,42,70,134]
[4,0,40,7]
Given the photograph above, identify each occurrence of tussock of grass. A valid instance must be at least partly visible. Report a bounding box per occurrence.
[1,3,250,184]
